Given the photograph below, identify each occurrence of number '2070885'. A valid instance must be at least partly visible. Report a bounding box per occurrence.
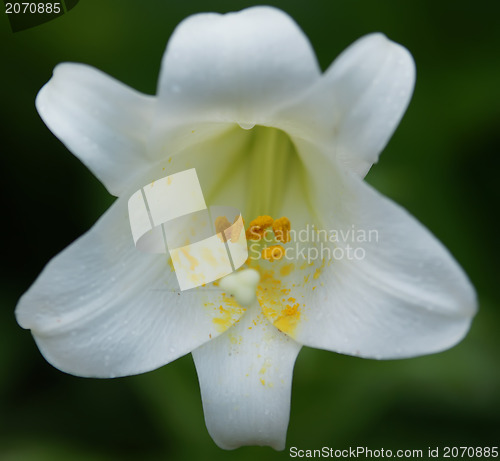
[5,3,61,14]
[443,446,498,458]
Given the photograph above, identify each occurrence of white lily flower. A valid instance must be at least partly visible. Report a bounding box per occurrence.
[16,6,477,451]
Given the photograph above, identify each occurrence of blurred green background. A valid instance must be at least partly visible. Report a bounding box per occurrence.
[1,0,499,459]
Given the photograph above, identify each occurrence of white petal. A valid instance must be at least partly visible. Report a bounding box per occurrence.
[192,305,301,450]
[15,197,246,378]
[332,34,415,176]
[277,33,415,177]
[156,6,320,128]
[36,63,156,196]
[292,155,477,358]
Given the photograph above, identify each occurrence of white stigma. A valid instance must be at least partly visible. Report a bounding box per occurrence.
[219,268,260,307]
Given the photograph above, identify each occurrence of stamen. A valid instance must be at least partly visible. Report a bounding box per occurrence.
[262,245,285,262]
[229,215,244,243]
[215,215,244,243]
[215,216,231,235]
[272,217,291,243]
[246,215,274,241]
[215,216,231,243]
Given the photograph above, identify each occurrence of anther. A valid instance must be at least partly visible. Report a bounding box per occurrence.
[262,245,285,262]
[272,217,291,243]
[246,215,274,241]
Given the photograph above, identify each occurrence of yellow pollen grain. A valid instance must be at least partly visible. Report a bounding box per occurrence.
[272,217,291,243]
[284,303,299,316]
[222,293,241,308]
[262,245,285,262]
[246,215,274,241]
[313,258,327,280]
[212,304,245,333]
[167,257,175,272]
[280,263,294,276]
[273,303,301,336]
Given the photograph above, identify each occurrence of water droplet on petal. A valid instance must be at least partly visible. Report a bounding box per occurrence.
[238,121,255,130]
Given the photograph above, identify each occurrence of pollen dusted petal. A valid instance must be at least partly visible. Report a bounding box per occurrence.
[291,160,477,358]
[192,304,301,450]
[15,197,246,378]
[256,268,304,338]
